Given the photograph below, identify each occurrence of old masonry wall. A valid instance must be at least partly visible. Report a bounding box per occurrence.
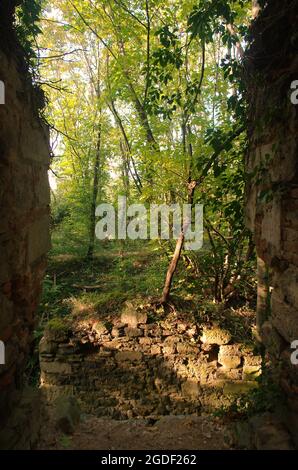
[0,1,51,450]
[245,0,298,447]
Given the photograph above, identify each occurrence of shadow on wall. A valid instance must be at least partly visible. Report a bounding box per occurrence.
[39,309,262,420]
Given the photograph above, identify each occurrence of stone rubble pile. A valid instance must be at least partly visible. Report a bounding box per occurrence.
[40,302,262,419]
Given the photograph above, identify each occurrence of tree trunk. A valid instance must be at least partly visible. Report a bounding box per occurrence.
[160,232,185,304]
[160,181,197,304]
[87,127,101,259]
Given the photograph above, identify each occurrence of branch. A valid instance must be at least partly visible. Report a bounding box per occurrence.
[69,0,118,60]
[184,40,205,125]
[205,217,230,247]
[39,48,86,60]
[113,0,147,29]
[144,0,151,105]
[196,125,245,187]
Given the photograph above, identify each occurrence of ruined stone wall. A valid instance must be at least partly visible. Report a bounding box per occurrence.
[0,2,51,449]
[40,303,261,419]
[245,0,298,446]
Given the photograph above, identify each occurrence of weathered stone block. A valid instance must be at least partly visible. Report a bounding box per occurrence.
[181,380,200,399]
[243,355,262,367]
[223,381,257,395]
[115,351,143,362]
[139,337,152,346]
[39,336,58,355]
[177,342,197,354]
[200,326,231,345]
[217,368,242,381]
[93,321,109,336]
[162,344,176,355]
[218,345,242,369]
[40,361,72,375]
[124,327,143,338]
[121,303,147,327]
[150,345,161,355]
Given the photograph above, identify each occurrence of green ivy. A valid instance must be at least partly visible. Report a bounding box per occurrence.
[15,0,42,64]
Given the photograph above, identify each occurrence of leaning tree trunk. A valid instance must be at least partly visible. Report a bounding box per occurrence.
[87,126,101,259]
[160,181,197,304]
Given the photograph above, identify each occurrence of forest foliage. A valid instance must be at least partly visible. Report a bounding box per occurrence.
[22,0,258,306]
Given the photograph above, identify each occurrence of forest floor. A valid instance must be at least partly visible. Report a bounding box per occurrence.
[38,412,232,450]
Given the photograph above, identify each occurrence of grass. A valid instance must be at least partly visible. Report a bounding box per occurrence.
[38,238,170,326]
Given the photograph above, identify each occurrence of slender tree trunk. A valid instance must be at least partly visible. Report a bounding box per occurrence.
[160,232,185,304]
[160,181,197,304]
[109,98,142,193]
[87,126,101,259]
[120,139,130,199]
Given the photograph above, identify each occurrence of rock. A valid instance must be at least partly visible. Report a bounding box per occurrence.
[139,337,152,346]
[115,351,143,362]
[39,337,58,354]
[163,344,176,355]
[57,343,77,355]
[223,381,257,395]
[177,322,187,333]
[200,326,231,345]
[217,368,242,381]
[54,396,81,435]
[121,303,147,327]
[244,355,262,367]
[243,365,262,380]
[154,377,163,391]
[198,362,218,385]
[181,380,200,399]
[177,342,197,355]
[93,321,109,336]
[218,345,242,369]
[124,327,143,338]
[162,330,172,337]
[151,345,161,355]
[40,361,72,375]
[45,326,70,343]
[186,326,197,338]
[111,327,120,338]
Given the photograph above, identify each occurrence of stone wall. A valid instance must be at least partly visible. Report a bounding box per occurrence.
[40,303,261,419]
[245,0,298,446]
[0,2,51,449]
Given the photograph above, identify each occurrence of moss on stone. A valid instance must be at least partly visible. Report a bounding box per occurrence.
[47,317,71,332]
